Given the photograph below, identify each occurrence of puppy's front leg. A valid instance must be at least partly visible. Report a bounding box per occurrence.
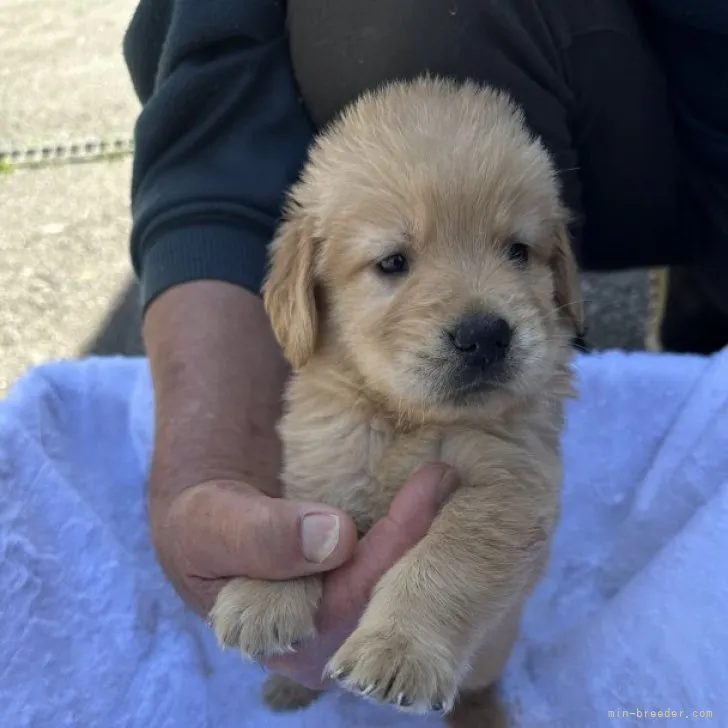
[325,477,554,715]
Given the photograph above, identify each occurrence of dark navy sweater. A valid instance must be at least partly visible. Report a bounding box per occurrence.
[123,0,728,310]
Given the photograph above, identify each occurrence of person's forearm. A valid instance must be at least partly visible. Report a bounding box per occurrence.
[144,280,289,503]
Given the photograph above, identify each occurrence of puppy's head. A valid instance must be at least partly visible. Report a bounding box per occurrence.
[264,78,583,415]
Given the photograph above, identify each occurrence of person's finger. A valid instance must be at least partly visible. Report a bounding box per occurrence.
[171,481,359,580]
[320,463,459,621]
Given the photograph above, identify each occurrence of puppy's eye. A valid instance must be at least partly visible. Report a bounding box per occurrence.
[376,253,409,275]
[507,241,530,265]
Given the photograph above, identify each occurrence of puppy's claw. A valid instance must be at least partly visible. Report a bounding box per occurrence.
[432,696,456,715]
[268,642,299,656]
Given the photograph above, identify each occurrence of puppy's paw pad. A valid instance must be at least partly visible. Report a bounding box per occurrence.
[210,576,321,659]
[324,628,457,715]
[262,675,323,712]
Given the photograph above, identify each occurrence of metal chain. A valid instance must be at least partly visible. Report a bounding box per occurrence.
[0,135,134,171]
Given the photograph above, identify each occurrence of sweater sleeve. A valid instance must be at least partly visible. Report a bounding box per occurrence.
[122,0,314,309]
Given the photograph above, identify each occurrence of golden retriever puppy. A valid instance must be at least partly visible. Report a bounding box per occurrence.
[210,76,583,721]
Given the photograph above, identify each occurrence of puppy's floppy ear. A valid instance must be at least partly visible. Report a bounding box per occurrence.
[262,203,319,369]
[550,224,585,338]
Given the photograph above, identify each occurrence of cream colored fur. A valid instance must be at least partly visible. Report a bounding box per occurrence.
[209,77,583,724]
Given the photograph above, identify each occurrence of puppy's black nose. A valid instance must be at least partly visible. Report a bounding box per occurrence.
[448,314,512,368]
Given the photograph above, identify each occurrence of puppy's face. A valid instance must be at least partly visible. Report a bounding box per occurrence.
[264,79,583,415]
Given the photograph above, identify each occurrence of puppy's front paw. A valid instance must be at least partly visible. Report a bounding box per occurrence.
[210,575,322,659]
[325,625,458,715]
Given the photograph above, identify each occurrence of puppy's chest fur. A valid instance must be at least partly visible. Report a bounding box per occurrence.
[281,411,440,534]
[278,376,557,535]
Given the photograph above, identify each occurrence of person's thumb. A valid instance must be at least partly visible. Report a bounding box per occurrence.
[171,481,359,581]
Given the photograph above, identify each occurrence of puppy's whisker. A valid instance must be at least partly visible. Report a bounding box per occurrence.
[543,300,591,319]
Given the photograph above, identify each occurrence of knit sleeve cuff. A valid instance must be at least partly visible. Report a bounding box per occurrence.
[138,222,271,312]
